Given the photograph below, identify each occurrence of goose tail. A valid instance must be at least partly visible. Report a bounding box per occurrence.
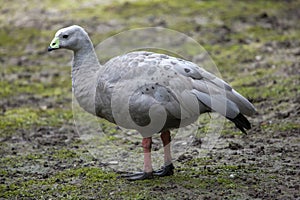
[227,113,251,134]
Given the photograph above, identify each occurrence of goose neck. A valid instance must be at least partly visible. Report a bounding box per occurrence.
[71,44,101,115]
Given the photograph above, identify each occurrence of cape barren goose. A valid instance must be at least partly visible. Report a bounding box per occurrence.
[48,25,256,180]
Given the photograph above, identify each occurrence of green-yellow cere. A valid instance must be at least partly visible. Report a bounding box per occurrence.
[49,37,60,49]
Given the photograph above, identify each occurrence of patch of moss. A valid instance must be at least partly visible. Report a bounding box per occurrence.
[240,26,300,43]
[209,44,257,74]
[0,108,39,129]
[52,148,79,160]
[0,67,71,101]
[262,122,300,132]
[0,27,50,57]
[0,107,73,136]
[234,74,298,101]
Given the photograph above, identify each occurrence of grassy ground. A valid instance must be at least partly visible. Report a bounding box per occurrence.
[1,0,299,199]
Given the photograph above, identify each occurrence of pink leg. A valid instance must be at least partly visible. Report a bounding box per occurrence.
[161,130,172,166]
[122,137,153,180]
[142,137,153,173]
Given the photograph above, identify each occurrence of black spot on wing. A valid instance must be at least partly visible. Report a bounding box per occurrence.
[160,55,169,59]
[184,68,191,73]
[171,61,177,65]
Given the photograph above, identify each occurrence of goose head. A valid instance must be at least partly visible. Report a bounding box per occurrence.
[48,25,89,52]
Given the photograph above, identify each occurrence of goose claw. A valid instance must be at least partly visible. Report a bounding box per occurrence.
[153,163,174,177]
[118,172,154,181]
[118,163,174,181]
[125,172,154,181]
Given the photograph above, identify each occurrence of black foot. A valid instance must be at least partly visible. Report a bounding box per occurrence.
[119,172,154,181]
[153,163,175,177]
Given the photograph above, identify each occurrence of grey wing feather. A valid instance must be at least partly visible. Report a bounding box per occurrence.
[169,58,256,133]
[166,58,256,118]
[191,89,240,119]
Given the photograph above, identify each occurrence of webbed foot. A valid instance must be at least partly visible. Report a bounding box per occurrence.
[153,163,174,177]
[119,172,154,181]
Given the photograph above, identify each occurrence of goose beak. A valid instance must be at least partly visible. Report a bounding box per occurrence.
[48,37,60,51]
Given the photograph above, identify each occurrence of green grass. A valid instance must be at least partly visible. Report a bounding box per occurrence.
[0,27,50,57]
[0,107,73,136]
[261,121,300,132]
[0,66,71,98]
[232,73,299,101]
[0,163,262,199]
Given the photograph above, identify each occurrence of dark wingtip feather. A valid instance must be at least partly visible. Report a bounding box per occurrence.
[228,113,251,134]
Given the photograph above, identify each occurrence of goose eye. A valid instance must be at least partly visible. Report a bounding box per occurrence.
[62,35,68,39]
